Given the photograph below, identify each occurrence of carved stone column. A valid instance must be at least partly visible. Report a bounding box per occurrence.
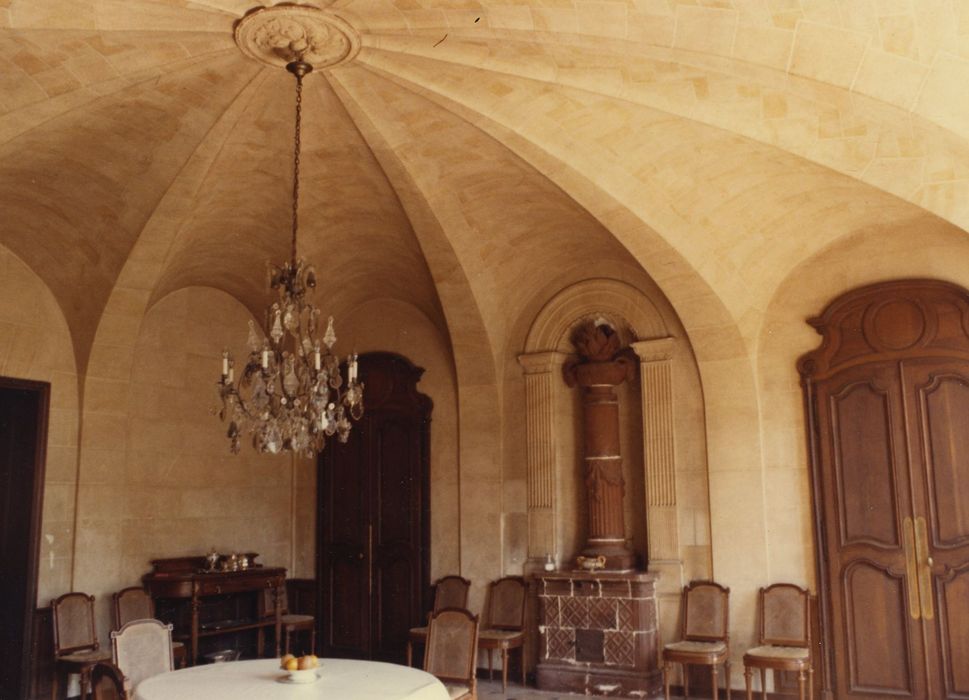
[563,321,636,571]
[518,352,568,564]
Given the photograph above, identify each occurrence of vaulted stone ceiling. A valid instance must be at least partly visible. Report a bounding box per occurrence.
[2,0,968,375]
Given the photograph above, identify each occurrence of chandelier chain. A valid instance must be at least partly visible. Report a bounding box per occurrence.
[291,70,303,266]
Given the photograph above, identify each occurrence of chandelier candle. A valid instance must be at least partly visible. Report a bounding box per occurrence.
[216,55,364,457]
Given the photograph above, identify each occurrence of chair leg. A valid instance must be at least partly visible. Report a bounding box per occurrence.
[501,649,509,691]
[51,666,63,700]
[487,649,494,680]
[711,664,719,700]
[809,667,815,700]
[744,665,753,700]
[310,626,316,656]
[406,640,413,667]
[662,661,671,700]
[725,660,732,700]
[684,663,690,699]
[760,668,767,700]
[520,646,526,687]
[257,627,265,658]
[797,669,807,700]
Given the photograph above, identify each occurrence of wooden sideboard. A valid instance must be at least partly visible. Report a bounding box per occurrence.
[143,556,285,665]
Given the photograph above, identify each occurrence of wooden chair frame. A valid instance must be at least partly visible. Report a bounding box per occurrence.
[662,580,732,700]
[424,607,479,700]
[110,587,186,668]
[51,592,111,700]
[110,619,174,692]
[257,582,316,656]
[477,576,526,691]
[406,575,472,666]
[743,584,813,700]
[88,662,128,700]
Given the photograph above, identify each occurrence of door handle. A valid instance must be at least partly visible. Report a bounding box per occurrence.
[903,517,920,620]
[914,516,934,620]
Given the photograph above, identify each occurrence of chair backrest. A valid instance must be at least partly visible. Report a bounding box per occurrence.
[261,584,289,617]
[760,583,811,648]
[682,580,730,643]
[424,607,479,686]
[111,619,173,690]
[89,662,128,700]
[433,576,471,612]
[52,592,99,656]
[112,587,155,631]
[485,576,526,630]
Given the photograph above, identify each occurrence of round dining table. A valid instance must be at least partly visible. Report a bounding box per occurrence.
[133,658,450,700]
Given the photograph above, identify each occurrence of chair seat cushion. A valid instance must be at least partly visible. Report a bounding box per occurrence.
[444,683,471,699]
[478,629,524,648]
[745,645,809,660]
[664,640,727,654]
[281,614,314,625]
[58,649,112,665]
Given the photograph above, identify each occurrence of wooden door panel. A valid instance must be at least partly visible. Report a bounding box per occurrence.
[371,416,421,661]
[320,414,371,658]
[910,365,969,699]
[918,373,969,548]
[936,565,969,699]
[816,365,924,698]
[830,380,902,548]
[843,561,917,695]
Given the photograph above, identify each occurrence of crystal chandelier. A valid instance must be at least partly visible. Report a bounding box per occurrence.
[217,54,363,457]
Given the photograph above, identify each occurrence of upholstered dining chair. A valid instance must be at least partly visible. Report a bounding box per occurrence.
[743,584,813,700]
[51,592,112,700]
[477,576,527,691]
[424,607,480,700]
[257,583,316,656]
[662,580,732,700]
[407,575,472,667]
[111,619,174,692]
[111,587,186,668]
[88,662,128,700]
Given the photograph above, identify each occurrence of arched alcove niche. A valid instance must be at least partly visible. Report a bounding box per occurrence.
[519,277,711,643]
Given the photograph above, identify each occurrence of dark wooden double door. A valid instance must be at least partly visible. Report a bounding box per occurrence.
[801,280,969,699]
[317,353,431,662]
[0,378,48,700]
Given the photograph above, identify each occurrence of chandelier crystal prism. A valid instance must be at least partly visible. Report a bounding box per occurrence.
[217,55,363,457]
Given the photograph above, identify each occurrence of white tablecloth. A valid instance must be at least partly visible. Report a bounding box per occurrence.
[133,658,449,700]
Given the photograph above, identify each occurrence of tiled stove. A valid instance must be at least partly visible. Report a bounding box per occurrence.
[536,571,661,697]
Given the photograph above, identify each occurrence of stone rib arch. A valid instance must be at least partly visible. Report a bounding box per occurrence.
[525,278,668,354]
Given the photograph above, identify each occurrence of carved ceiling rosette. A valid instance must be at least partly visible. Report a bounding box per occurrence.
[234,4,361,69]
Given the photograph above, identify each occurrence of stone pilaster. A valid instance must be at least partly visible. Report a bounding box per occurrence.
[631,338,682,647]
[518,352,568,564]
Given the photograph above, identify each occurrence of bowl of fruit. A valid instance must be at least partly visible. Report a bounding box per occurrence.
[279,654,320,683]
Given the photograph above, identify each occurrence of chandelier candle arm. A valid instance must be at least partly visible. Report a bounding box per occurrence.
[215,54,363,457]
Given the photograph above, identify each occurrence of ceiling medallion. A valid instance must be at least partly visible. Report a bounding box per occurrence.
[234,4,360,69]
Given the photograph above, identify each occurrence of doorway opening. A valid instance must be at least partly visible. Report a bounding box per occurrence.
[0,377,50,700]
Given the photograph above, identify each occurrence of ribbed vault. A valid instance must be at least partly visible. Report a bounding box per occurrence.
[2,0,967,380]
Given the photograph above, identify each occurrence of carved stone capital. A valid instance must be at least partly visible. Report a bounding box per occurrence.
[630,337,675,364]
[234,5,360,69]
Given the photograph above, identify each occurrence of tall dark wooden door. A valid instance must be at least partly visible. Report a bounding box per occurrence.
[0,378,49,700]
[800,280,969,699]
[317,353,431,662]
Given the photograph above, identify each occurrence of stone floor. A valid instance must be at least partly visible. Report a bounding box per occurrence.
[477,679,610,699]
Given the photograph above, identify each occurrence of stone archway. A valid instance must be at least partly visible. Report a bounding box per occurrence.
[519,278,710,644]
